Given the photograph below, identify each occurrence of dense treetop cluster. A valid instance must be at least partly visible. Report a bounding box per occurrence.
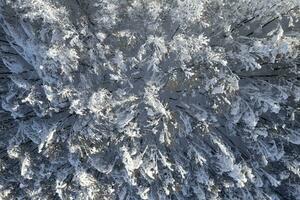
[0,0,299,199]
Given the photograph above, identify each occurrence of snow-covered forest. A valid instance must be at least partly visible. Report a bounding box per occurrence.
[0,0,299,199]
